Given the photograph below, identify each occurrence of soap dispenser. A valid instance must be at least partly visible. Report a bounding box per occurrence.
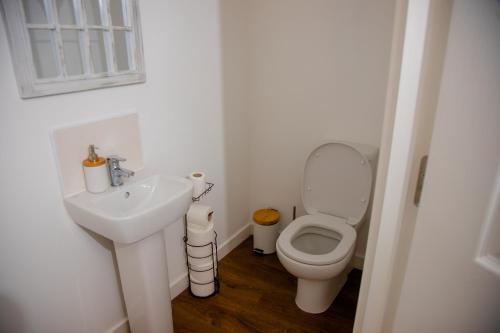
[82,145,109,193]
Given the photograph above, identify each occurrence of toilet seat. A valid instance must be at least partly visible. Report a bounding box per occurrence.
[302,142,373,228]
[277,214,356,266]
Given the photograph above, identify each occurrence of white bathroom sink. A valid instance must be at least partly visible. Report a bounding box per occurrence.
[64,169,193,244]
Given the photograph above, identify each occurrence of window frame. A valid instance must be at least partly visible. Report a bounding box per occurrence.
[1,0,146,98]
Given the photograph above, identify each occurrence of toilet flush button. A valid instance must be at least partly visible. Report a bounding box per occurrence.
[361,197,366,203]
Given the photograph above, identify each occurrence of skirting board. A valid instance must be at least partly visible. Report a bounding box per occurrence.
[169,222,252,299]
[104,223,361,333]
[104,317,130,333]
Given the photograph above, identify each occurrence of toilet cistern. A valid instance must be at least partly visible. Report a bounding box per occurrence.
[107,155,135,186]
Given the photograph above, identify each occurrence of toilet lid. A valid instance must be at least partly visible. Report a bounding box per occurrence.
[302,142,372,227]
[277,214,356,266]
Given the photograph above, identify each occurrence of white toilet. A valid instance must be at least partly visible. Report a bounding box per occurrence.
[276,141,377,314]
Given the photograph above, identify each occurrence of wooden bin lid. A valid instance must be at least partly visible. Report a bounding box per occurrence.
[253,208,280,226]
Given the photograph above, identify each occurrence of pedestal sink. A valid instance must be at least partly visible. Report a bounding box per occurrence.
[64,169,193,333]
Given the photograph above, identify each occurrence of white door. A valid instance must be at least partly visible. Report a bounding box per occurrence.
[390,1,500,332]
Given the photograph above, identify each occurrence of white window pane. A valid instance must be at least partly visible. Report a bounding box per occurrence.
[62,30,84,76]
[110,0,125,26]
[89,30,107,73]
[2,0,144,97]
[113,30,130,71]
[56,0,77,25]
[22,0,48,24]
[29,29,59,79]
[85,0,102,25]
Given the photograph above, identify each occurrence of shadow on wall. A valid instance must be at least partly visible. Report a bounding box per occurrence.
[82,228,128,318]
[219,0,253,238]
[0,295,25,333]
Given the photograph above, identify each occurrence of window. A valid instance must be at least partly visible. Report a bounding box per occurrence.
[1,0,145,98]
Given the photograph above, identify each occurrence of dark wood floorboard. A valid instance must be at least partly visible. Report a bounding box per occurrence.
[172,236,362,333]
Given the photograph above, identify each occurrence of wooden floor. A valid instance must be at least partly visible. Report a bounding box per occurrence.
[172,237,362,333]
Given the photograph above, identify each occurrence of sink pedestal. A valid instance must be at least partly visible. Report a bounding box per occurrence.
[114,230,173,333]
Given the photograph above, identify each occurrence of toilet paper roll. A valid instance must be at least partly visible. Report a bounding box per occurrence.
[187,222,215,258]
[187,222,215,245]
[187,204,214,228]
[188,243,217,270]
[190,171,206,198]
[190,276,215,297]
[187,238,215,260]
[189,261,218,283]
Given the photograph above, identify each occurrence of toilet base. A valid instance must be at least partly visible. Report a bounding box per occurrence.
[295,269,349,314]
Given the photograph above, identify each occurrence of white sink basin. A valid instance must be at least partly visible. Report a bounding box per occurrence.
[64,169,193,244]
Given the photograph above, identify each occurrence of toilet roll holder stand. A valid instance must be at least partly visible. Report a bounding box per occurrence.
[183,182,220,298]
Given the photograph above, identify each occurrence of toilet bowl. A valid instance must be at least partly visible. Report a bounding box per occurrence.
[276,141,377,313]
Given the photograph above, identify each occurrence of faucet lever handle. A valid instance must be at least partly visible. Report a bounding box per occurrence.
[107,155,126,162]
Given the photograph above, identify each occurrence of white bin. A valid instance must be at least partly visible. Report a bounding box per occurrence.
[252,208,280,254]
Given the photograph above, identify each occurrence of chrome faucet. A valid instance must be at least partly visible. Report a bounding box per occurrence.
[107,155,135,186]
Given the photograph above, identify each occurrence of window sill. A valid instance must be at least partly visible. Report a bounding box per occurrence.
[20,72,146,98]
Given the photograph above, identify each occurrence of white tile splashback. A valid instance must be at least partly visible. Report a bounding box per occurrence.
[52,112,144,196]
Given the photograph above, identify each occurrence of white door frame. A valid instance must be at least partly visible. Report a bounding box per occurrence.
[353,0,432,332]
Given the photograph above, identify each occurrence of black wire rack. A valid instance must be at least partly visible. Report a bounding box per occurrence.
[183,182,219,298]
[192,182,214,202]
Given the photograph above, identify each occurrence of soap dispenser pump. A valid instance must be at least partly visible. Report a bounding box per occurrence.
[82,145,109,193]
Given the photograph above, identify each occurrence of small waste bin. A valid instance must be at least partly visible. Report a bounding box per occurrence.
[252,208,280,254]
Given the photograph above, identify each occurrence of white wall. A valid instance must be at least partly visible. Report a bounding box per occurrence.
[0,1,229,332]
[247,0,395,258]
[0,0,399,331]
